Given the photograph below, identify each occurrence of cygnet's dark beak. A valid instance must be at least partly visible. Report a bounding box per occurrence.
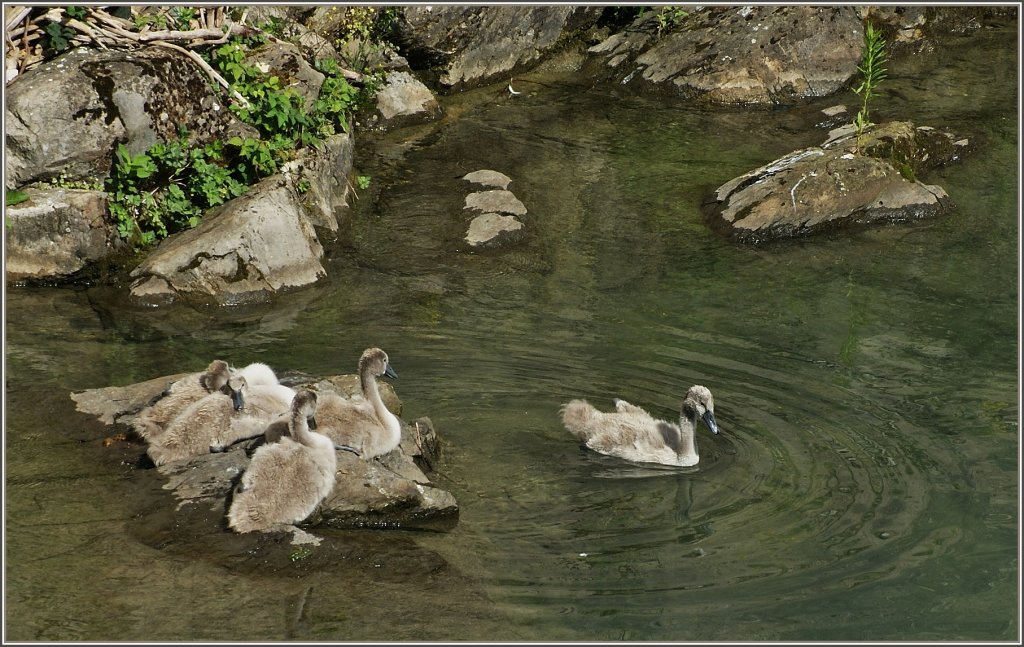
[702,410,719,434]
[308,415,318,430]
[335,443,361,456]
[384,364,398,379]
[231,389,245,411]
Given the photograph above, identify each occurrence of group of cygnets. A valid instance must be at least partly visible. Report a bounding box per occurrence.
[134,343,719,534]
[133,347,402,533]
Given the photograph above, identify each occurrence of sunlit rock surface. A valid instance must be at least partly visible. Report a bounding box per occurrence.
[127,132,353,306]
[394,5,602,90]
[703,121,969,243]
[5,187,127,283]
[588,6,862,105]
[4,46,255,190]
[460,175,529,250]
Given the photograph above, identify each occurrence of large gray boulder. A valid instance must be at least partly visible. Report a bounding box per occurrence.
[588,5,862,105]
[394,5,602,90]
[4,45,255,190]
[127,132,354,305]
[703,121,969,243]
[5,187,127,283]
[127,175,326,306]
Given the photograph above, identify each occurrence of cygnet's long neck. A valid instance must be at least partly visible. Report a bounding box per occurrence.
[676,411,699,462]
[362,369,398,431]
[290,410,315,447]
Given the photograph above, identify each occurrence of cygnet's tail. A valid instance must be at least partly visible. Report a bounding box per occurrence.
[560,399,600,442]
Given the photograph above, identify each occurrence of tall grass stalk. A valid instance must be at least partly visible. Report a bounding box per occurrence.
[853,23,888,150]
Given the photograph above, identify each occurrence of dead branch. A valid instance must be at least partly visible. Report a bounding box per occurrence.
[138,24,249,44]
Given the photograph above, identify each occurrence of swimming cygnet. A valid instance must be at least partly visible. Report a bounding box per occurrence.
[147,374,249,466]
[315,347,402,460]
[560,385,719,467]
[227,390,338,533]
[132,360,231,441]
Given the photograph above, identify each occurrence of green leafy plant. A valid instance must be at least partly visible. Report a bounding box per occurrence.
[105,129,270,248]
[290,546,313,562]
[356,175,371,190]
[6,190,29,207]
[171,7,196,30]
[853,23,888,149]
[653,6,689,33]
[132,11,167,31]
[42,20,76,53]
[100,31,375,249]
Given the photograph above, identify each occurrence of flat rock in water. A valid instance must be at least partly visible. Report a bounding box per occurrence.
[703,121,966,243]
[465,213,526,249]
[70,372,458,533]
[464,189,527,216]
[462,170,512,190]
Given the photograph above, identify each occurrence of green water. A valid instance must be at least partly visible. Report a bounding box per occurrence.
[4,21,1018,642]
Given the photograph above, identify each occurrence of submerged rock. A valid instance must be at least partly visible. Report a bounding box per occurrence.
[459,176,530,250]
[71,371,458,533]
[703,121,968,243]
[464,190,527,216]
[462,169,512,190]
[466,213,526,249]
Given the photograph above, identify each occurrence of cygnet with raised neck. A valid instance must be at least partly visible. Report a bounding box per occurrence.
[315,347,401,459]
[561,385,719,467]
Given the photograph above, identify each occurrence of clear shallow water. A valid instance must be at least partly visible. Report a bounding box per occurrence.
[4,21,1018,642]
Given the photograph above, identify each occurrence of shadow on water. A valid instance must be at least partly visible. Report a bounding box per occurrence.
[4,18,1018,643]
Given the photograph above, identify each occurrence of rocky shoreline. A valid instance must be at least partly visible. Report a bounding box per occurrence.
[6,5,1008,300]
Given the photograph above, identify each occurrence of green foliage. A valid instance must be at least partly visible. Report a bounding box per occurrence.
[213,43,361,147]
[6,190,29,207]
[133,11,167,31]
[100,25,375,249]
[65,6,86,19]
[171,7,197,30]
[42,20,75,53]
[356,175,371,190]
[853,23,888,147]
[652,6,689,33]
[290,546,313,561]
[105,131,265,248]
